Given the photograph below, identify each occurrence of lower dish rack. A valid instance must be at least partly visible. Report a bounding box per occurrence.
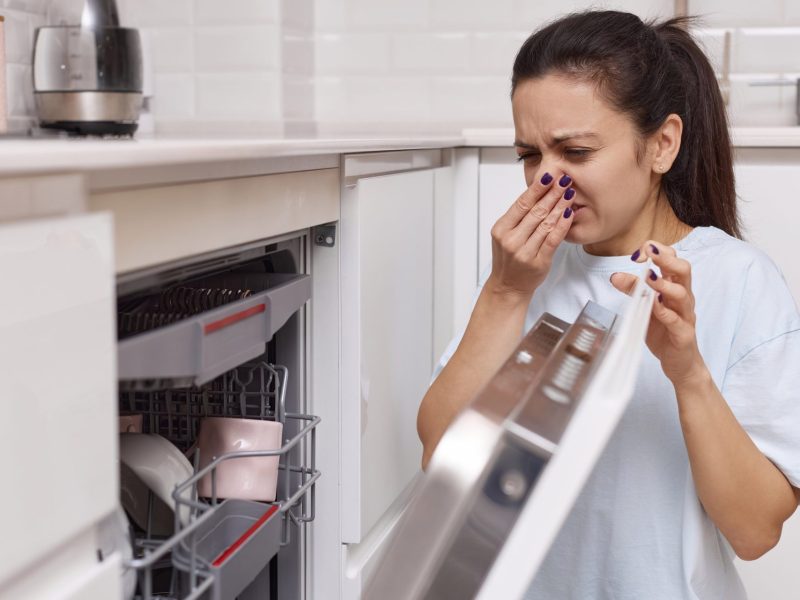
[121,360,320,600]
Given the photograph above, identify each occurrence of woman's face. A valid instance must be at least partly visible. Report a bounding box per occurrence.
[512,74,660,254]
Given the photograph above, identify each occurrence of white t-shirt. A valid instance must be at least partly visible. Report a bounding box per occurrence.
[431,226,800,599]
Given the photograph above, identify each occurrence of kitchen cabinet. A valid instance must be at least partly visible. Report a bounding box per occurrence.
[477,147,527,277]
[734,147,800,298]
[340,148,475,598]
[0,213,119,599]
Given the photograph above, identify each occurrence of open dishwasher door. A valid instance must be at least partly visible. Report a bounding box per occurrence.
[364,270,656,600]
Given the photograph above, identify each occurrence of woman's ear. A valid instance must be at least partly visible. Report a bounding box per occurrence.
[651,113,683,174]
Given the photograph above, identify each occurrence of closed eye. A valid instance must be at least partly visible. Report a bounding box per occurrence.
[516,152,541,163]
[565,148,592,159]
[516,148,593,163]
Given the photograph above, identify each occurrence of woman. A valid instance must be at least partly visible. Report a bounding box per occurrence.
[417,10,800,599]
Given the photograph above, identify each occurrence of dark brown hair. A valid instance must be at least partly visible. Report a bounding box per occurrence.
[511,11,741,238]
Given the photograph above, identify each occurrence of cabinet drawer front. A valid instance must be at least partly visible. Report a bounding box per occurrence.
[89,168,339,274]
[0,213,116,587]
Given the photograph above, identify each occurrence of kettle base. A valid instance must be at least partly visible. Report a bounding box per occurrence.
[41,120,138,137]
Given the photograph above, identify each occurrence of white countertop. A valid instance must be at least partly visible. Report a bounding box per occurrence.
[0,134,465,178]
[0,127,798,180]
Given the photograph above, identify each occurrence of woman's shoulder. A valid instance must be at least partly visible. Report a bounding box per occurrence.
[688,227,800,351]
[678,226,782,278]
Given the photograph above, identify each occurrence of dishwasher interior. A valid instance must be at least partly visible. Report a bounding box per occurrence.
[114,235,319,600]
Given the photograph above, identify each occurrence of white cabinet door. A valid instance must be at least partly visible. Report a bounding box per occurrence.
[735,148,800,299]
[478,148,526,277]
[0,213,117,595]
[341,168,434,545]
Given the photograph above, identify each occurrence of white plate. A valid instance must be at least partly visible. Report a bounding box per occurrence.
[119,433,193,528]
[96,506,136,600]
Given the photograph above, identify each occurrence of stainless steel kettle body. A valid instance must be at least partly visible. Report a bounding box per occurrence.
[33,0,143,135]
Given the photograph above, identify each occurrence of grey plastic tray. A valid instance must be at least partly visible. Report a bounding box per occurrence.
[118,272,310,386]
[179,499,282,600]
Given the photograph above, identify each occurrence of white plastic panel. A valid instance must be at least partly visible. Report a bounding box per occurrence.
[0,213,117,592]
[340,169,433,544]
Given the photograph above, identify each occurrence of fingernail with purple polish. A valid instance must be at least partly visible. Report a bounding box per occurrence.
[631,249,640,261]
[650,243,660,255]
[563,206,573,218]
[564,188,576,201]
[540,172,553,185]
[649,269,658,281]
[558,174,572,187]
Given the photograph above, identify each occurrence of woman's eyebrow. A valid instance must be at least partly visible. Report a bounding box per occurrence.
[515,131,599,149]
[552,131,599,143]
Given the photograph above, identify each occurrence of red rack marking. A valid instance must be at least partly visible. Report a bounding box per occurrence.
[204,304,266,335]
[212,504,280,567]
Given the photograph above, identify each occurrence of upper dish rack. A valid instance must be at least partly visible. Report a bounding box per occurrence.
[117,270,311,390]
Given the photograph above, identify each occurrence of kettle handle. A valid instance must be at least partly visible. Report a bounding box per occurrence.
[82,0,120,28]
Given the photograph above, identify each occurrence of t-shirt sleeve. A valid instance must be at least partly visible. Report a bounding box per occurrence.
[721,253,800,487]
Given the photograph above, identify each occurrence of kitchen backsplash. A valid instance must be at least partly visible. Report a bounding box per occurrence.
[313,0,800,133]
[0,0,47,133]
[0,0,798,134]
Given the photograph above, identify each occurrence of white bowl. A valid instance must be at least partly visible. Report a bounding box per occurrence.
[120,462,175,536]
[119,433,193,529]
[196,417,283,502]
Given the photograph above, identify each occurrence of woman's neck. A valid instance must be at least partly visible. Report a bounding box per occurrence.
[583,190,693,256]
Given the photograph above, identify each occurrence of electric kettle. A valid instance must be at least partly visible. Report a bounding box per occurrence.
[32,0,143,135]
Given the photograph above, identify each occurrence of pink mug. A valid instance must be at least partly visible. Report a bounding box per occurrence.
[119,414,143,434]
[196,417,283,501]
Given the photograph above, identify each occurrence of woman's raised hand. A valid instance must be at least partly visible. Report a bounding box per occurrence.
[488,172,576,300]
[610,240,706,386]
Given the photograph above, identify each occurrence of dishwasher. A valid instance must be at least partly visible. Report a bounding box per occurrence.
[114,235,319,600]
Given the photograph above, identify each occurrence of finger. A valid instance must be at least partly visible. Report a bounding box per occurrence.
[508,178,574,250]
[493,171,558,233]
[651,292,686,330]
[644,268,694,322]
[643,240,692,290]
[609,272,639,297]
[521,200,574,262]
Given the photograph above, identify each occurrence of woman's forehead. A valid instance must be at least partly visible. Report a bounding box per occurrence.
[512,75,627,144]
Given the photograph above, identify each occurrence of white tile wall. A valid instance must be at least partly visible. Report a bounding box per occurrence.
[2,0,799,136]
[0,0,47,133]
[313,0,800,131]
[690,0,785,27]
[116,0,285,133]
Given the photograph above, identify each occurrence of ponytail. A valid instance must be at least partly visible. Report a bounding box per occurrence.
[512,11,741,238]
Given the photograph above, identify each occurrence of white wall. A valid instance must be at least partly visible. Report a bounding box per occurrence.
[116,0,287,135]
[313,0,800,132]
[0,0,47,133]
[2,0,799,133]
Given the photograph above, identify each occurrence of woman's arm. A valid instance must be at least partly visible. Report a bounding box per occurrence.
[612,240,800,560]
[675,366,799,560]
